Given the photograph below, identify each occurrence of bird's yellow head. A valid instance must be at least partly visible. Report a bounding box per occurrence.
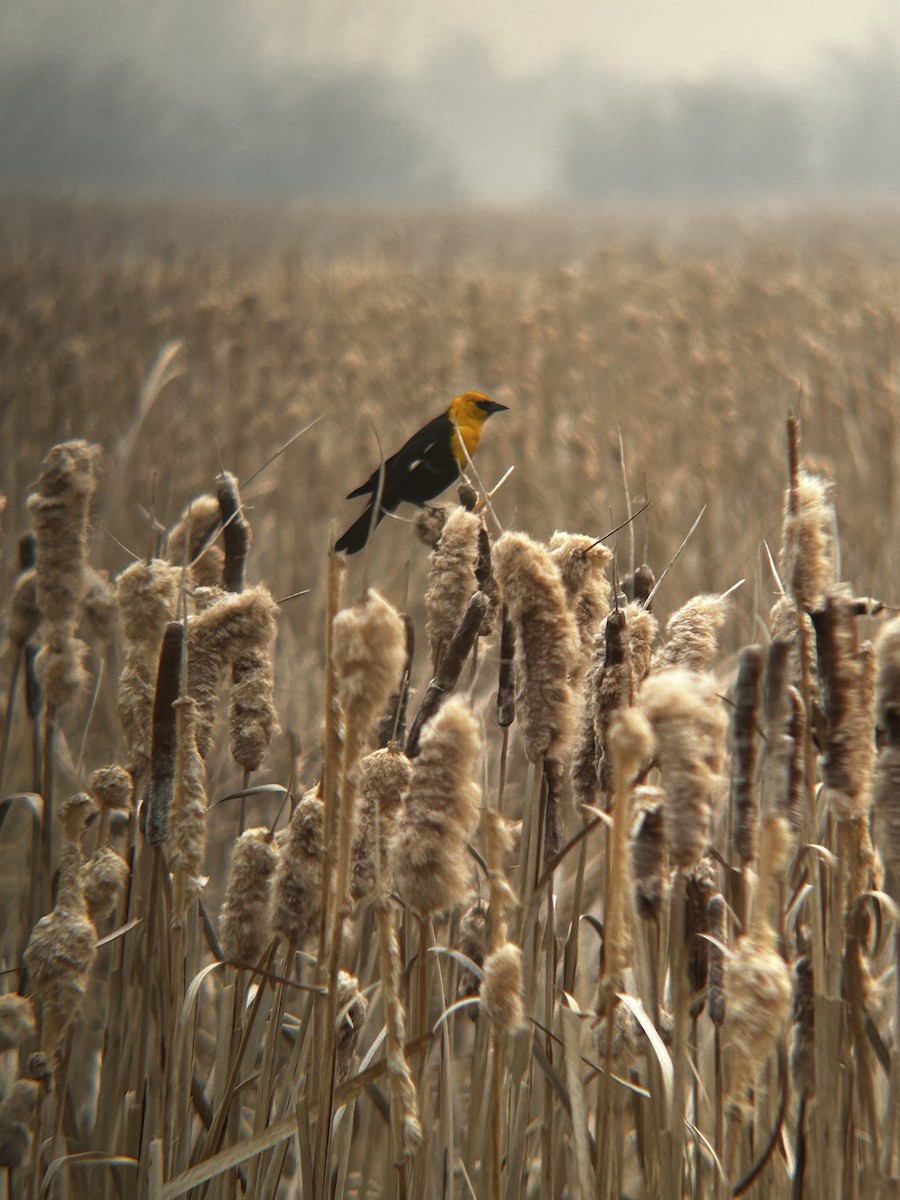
[448,392,508,468]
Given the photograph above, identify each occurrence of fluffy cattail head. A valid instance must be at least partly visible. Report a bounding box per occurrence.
[26,439,100,626]
[90,764,134,813]
[548,531,614,665]
[0,1078,43,1168]
[336,971,370,1081]
[333,589,407,747]
[167,493,224,587]
[188,584,279,760]
[6,568,39,649]
[482,942,525,1034]
[723,927,792,1115]
[779,470,835,612]
[167,696,208,897]
[639,667,728,870]
[652,593,729,674]
[426,506,482,666]
[874,617,900,869]
[631,788,668,920]
[493,531,579,761]
[81,847,129,923]
[220,826,278,965]
[0,995,37,1054]
[352,746,413,904]
[390,697,481,915]
[272,790,326,948]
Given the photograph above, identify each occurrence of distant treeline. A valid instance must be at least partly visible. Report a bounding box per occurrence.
[2,13,900,202]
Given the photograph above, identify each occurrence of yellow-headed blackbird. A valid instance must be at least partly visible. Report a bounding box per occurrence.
[335,391,508,554]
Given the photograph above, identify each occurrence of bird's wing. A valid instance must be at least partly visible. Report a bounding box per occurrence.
[345,412,450,499]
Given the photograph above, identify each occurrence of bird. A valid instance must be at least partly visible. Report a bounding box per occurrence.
[335,392,508,554]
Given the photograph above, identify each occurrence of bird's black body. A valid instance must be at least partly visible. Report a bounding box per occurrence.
[335,394,506,555]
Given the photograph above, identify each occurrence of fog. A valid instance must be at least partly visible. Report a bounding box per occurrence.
[3,0,900,203]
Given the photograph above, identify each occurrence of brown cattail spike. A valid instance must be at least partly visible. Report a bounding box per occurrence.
[493,531,579,762]
[216,472,251,593]
[272,789,326,948]
[146,621,184,847]
[391,697,482,916]
[639,668,728,871]
[731,645,764,867]
[220,826,278,965]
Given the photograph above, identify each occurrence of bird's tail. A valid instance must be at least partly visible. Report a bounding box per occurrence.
[334,502,384,555]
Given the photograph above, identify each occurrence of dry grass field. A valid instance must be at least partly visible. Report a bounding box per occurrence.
[1,190,900,1199]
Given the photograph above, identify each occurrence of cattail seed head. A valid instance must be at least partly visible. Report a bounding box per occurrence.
[780,470,835,612]
[90,764,134,813]
[116,559,181,776]
[723,927,792,1115]
[81,566,118,643]
[167,493,224,588]
[6,567,39,649]
[631,790,668,920]
[81,847,129,923]
[188,584,279,760]
[426,506,481,667]
[482,942,525,1034]
[548,532,614,669]
[272,790,326,948]
[791,954,815,1098]
[652,593,729,674]
[336,971,369,1082]
[27,439,100,626]
[333,589,407,746]
[639,668,728,870]
[390,697,481,915]
[230,645,281,773]
[0,1079,43,1168]
[220,826,278,964]
[0,994,37,1053]
[457,900,489,1007]
[168,696,208,899]
[493,531,579,761]
[352,746,413,904]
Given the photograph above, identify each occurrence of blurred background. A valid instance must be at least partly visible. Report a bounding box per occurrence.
[4,0,900,205]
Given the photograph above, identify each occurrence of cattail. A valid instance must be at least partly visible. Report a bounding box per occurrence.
[548,532,614,669]
[81,846,129,923]
[24,794,97,1061]
[456,900,489,1007]
[216,472,251,593]
[872,616,900,868]
[168,696,208,907]
[333,589,407,749]
[6,567,39,650]
[631,789,668,920]
[81,566,117,643]
[604,708,655,994]
[27,441,100,709]
[272,790,325,948]
[651,593,729,673]
[779,470,835,612]
[377,613,414,748]
[188,585,279,760]
[497,607,516,728]
[116,559,181,776]
[146,622,183,846]
[731,645,764,866]
[167,493,224,588]
[220,826,278,965]
[685,855,717,1001]
[230,645,280,774]
[0,994,36,1054]
[351,746,412,905]
[391,697,481,916]
[723,925,792,1115]
[639,667,728,870]
[790,954,815,1098]
[415,504,448,548]
[426,506,481,668]
[813,593,875,819]
[493,531,579,762]
[335,971,369,1082]
[90,764,134,814]
[0,1079,42,1168]
[482,942,525,1034]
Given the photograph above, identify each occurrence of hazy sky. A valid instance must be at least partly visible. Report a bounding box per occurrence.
[264,0,900,80]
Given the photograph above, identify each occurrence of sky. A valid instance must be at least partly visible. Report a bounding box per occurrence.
[262,0,900,80]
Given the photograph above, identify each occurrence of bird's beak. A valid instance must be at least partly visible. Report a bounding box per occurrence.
[484,401,509,414]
